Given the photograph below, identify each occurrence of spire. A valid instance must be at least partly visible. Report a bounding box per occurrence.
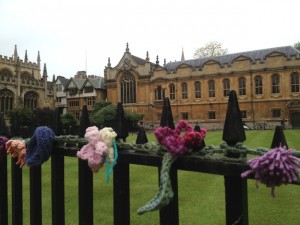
[14,44,18,61]
[107,57,111,67]
[181,47,185,61]
[24,50,28,62]
[163,58,166,66]
[126,42,130,53]
[43,63,47,78]
[156,55,159,65]
[37,51,41,68]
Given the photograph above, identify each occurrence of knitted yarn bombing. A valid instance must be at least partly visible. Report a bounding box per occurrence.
[241,146,300,197]
[77,126,117,173]
[6,139,26,167]
[154,120,207,156]
[26,126,55,166]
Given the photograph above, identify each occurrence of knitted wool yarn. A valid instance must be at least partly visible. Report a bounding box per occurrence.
[138,120,207,215]
[25,126,55,166]
[154,120,207,156]
[137,152,177,215]
[241,146,300,197]
[99,127,117,162]
[6,139,26,167]
[0,136,8,160]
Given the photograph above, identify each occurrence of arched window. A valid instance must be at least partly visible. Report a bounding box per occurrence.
[223,79,230,97]
[24,91,38,109]
[208,80,215,97]
[169,83,175,100]
[0,69,13,82]
[291,72,299,93]
[272,73,280,94]
[255,75,263,95]
[0,89,14,114]
[181,82,188,99]
[194,81,201,99]
[120,72,136,103]
[238,77,246,96]
[155,85,165,100]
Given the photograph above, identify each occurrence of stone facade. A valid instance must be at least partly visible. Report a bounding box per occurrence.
[0,45,54,115]
[105,44,300,130]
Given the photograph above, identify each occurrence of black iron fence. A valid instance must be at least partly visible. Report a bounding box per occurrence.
[0,92,299,225]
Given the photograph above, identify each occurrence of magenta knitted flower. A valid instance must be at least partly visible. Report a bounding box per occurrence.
[241,146,300,197]
[154,120,206,156]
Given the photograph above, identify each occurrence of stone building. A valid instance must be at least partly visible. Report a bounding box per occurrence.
[0,45,54,115]
[65,71,106,120]
[104,44,300,129]
[54,75,69,114]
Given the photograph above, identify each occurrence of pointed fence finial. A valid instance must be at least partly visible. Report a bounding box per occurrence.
[271,125,288,149]
[54,107,64,136]
[160,97,175,129]
[0,113,10,137]
[115,102,129,141]
[79,105,90,137]
[222,90,246,146]
[136,122,148,144]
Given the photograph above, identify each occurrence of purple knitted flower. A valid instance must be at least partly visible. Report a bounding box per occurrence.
[154,120,206,156]
[241,146,300,197]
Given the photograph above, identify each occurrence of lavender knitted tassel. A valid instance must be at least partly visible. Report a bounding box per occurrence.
[241,146,300,197]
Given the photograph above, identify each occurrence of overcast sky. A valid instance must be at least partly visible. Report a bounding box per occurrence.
[0,0,299,79]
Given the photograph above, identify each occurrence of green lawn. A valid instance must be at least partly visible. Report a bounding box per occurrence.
[6,129,300,225]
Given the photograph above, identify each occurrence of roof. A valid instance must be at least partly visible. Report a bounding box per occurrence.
[164,46,300,72]
[85,77,106,89]
[57,76,69,87]
[68,78,86,89]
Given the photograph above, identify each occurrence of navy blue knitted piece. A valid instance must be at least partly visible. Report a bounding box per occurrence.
[25,126,55,166]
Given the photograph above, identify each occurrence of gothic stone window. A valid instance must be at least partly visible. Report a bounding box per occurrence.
[208,80,215,97]
[208,111,216,119]
[121,72,136,103]
[181,82,188,99]
[238,77,246,96]
[272,109,281,118]
[169,83,175,100]
[223,78,230,97]
[182,112,188,120]
[0,89,14,114]
[255,75,263,95]
[155,85,165,100]
[24,91,38,109]
[194,81,201,99]
[272,73,280,94]
[0,69,13,82]
[291,72,299,93]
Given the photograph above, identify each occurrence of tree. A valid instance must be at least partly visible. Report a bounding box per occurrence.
[193,41,228,58]
[294,42,300,51]
[93,101,112,114]
[61,112,77,128]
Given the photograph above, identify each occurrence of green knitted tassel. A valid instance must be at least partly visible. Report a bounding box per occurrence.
[137,152,177,215]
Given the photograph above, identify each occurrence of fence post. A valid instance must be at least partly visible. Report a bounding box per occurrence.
[113,162,130,225]
[0,154,8,225]
[30,166,42,225]
[159,167,179,225]
[11,158,23,225]
[223,90,249,225]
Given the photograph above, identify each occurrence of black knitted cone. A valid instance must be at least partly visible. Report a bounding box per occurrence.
[54,107,64,136]
[160,97,175,129]
[115,102,128,141]
[79,105,90,137]
[271,125,288,149]
[222,90,246,146]
[0,113,10,137]
[136,126,148,144]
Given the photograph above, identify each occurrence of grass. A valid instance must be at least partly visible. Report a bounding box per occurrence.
[6,129,300,225]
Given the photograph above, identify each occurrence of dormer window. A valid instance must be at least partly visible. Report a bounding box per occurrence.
[69,88,78,95]
[84,86,94,93]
